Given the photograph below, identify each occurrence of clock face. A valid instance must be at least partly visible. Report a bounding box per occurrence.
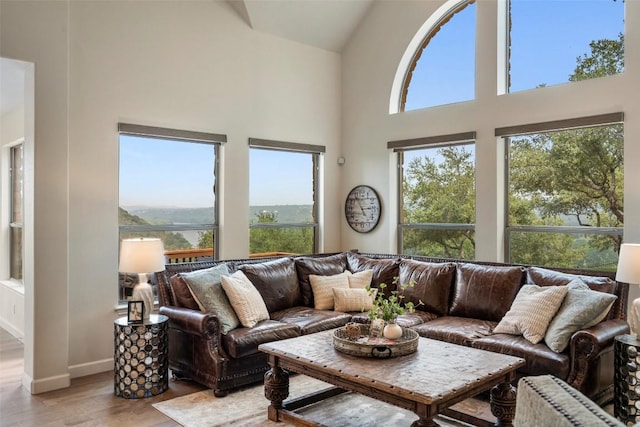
[345,185,381,233]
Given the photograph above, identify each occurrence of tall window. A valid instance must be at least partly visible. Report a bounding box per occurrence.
[249,138,322,255]
[401,0,476,112]
[9,144,23,280]
[118,124,224,302]
[391,133,476,259]
[507,0,624,93]
[503,114,624,269]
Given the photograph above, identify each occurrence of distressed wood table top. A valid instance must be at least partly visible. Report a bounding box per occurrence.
[259,329,525,426]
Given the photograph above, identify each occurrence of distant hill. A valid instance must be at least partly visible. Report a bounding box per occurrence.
[126,205,313,225]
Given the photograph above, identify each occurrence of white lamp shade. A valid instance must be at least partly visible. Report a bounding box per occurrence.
[616,243,640,285]
[119,238,166,273]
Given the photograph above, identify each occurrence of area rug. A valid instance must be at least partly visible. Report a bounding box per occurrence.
[152,375,474,427]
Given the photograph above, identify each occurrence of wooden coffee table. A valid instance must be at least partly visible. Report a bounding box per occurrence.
[259,329,525,427]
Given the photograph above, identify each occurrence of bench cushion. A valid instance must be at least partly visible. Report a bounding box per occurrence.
[271,306,351,335]
[398,259,455,316]
[450,263,525,321]
[239,257,302,312]
[222,320,300,358]
[472,333,570,380]
[411,316,495,346]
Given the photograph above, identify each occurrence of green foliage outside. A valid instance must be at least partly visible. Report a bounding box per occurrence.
[402,34,624,269]
[249,210,314,254]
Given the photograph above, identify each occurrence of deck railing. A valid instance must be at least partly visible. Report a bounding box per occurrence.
[164,248,296,263]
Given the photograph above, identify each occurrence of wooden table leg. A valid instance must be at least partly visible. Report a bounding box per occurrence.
[490,381,518,427]
[264,365,290,422]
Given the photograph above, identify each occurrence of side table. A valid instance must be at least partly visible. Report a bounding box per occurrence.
[114,313,168,398]
[615,334,640,424]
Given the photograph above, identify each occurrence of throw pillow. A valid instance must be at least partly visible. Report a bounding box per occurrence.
[544,279,617,353]
[181,264,239,334]
[493,284,568,344]
[333,288,377,312]
[309,271,350,310]
[220,271,270,328]
[347,269,373,289]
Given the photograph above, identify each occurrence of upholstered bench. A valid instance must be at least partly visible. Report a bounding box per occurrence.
[514,375,622,426]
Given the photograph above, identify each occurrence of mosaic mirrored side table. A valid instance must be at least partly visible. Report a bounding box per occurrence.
[615,334,640,425]
[114,314,168,398]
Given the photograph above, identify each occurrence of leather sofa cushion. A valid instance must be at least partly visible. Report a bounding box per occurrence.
[222,320,300,358]
[347,253,400,294]
[295,253,348,306]
[169,274,201,311]
[411,316,495,347]
[449,263,526,321]
[527,266,617,293]
[239,257,301,313]
[271,306,351,335]
[472,333,570,380]
[398,259,455,316]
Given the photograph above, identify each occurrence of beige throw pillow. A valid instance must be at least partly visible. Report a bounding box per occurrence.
[347,269,373,289]
[493,284,568,344]
[220,271,269,328]
[333,287,377,312]
[309,271,350,310]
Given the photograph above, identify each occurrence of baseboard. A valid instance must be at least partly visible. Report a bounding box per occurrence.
[68,358,112,379]
[0,318,23,340]
[23,371,70,394]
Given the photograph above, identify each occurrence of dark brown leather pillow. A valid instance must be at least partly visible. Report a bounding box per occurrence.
[449,263,526,321]
[169,273,200,310]
[295,253,348,306]
[346,252,400,292]
[398,259,455,316]
[238,257,301,313]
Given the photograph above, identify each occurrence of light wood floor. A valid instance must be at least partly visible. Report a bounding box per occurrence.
[0,327,206,427]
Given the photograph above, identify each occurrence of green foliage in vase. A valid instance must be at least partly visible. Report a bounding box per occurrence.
[365,277,423,322]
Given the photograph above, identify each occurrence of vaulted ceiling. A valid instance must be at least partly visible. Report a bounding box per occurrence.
[227,0,374,53]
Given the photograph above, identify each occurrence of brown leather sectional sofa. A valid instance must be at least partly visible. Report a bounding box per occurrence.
[155,251,629,404]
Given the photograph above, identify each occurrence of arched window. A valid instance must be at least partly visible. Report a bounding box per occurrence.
[396,0,476,113]
[507,0,624,93]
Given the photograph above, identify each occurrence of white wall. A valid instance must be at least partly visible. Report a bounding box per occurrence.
[2,0,639,393]
[340,0,640,259]
[1,0,342,392]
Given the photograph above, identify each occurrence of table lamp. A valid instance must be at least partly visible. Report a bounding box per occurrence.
[119,238,165,320]
[616,243,640,336]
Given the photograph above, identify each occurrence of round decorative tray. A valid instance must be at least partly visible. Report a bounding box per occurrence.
[333,324,419,358]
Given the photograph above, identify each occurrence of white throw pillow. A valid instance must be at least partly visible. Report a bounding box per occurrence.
[220,270,269,328]
[493,284,568,344]
[333,287,377,312]
[309,271,350,310]
[347,269,374,289]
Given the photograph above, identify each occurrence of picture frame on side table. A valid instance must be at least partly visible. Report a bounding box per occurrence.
[128,300,144,324]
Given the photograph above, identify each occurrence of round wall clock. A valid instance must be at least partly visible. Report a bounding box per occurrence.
[345,185,381,233]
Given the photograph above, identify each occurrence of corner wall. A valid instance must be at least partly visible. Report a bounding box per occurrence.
[1,0,343,392]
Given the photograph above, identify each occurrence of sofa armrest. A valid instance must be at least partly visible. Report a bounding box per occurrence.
[159,306,220,339]
[570,319,630,357]
[566,319,629,402]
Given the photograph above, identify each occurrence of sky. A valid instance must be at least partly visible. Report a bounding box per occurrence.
[121,0,624,209]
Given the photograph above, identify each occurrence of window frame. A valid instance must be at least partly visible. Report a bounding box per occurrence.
[248,138,323,254]
[118,123,225,301]
[9,142,24,281]
[501,113,624,265]
[390,132,476,256]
